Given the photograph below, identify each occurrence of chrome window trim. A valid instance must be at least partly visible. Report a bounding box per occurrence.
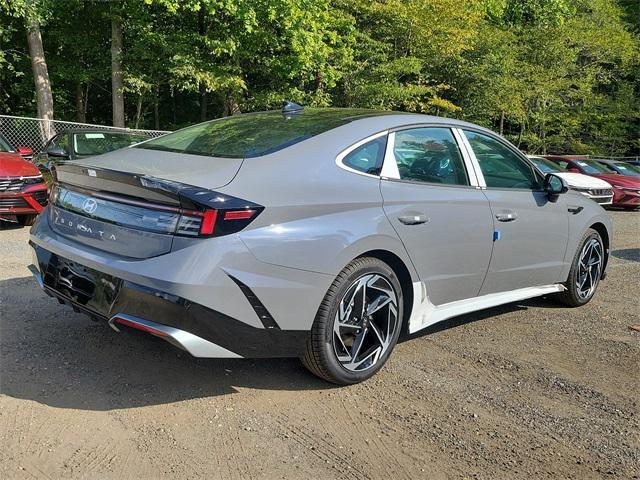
[335,130,389,178]
[454,127,487,189]
[381,131,400,179]
[452,128,481,187]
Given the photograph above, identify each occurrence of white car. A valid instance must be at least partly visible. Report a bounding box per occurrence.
[528,156,613,205]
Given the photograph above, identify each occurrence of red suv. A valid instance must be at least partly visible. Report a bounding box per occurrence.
[0,134,48,226]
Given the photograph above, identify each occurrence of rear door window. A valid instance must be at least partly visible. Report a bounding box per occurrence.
[392,127,469,185]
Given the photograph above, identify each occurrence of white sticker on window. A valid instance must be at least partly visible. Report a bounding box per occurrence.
[84,133,105,139]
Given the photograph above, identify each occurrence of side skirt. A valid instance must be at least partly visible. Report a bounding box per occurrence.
[408,282,566,334]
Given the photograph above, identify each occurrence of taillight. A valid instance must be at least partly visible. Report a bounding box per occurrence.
[175,207,260,237]
[50,179,264,239]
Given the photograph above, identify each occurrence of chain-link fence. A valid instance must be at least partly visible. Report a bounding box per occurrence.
[0,115,170,155]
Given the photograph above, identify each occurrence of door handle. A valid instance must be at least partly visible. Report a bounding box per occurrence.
[495,211,518,222]
[398,214,429,225]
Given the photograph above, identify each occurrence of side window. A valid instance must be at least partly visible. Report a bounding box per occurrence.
[555,160,570,170]
[49,134,70,153]
[342,136,387,175]
[464,131,540,189]
[392,127,469,185]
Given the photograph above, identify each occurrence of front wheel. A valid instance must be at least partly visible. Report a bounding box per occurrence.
[302,257,403,385]
[556,228,604,307]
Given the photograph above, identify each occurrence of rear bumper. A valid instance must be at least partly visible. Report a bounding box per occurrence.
[29,242,310,358]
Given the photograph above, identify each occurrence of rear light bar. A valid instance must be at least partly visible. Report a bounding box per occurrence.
[51,185,263,238]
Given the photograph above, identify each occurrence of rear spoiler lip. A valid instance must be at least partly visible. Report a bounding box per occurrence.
[53,163,262,212]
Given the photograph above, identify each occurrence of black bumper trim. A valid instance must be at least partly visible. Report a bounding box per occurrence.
[31,244,309,358]
[227,274,280,330]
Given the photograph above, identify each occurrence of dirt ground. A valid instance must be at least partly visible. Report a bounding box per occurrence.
[0,210,638,480]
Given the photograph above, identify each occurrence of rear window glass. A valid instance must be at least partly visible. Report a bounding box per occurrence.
[136,109,382,158]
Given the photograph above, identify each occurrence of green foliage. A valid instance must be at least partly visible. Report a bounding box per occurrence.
[0,0,638,155]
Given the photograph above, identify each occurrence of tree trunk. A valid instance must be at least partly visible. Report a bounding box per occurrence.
[499,110,505,136]
[111,19,125,127]
[134,94,143,129]
[223,91,240,116]
[199,84,207,121]
[154,86,160,130]
[26,19,54,140]
[75,82,87,123]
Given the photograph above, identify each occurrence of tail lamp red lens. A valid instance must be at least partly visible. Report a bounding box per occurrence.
[200,209,218,235]
[176,208,257,237]
[223,209,256,220]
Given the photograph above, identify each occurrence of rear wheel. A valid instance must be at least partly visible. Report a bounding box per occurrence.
[302,257,403,385]
[556,228,604,307]
[18,215,37,226]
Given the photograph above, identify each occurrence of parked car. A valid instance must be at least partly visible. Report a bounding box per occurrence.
[0,133,34,160]
[0,134,47,226]
[545,155,640,210]
[35,129,149,169]
[29,105,612,384]
[594,159,640,178]
[528,155,613,206]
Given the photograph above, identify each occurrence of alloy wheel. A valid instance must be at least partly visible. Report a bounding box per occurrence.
[576,237,603,300]
[332,273,399,372]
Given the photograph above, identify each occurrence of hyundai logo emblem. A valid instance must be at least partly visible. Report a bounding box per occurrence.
[82,198,98,214]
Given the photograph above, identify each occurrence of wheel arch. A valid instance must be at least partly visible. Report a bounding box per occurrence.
[355,249,414,333]
[589,221,610,276]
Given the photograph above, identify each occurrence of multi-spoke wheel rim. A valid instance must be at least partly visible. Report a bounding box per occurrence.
[332,274,399,372]
[576,238,603,300]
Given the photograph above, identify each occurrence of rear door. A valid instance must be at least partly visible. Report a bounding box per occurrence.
[461,129,569,295]
[380,126,494,306]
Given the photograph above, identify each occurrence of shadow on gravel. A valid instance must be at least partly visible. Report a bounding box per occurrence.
[0,221,26,231]
[611,248,640,263]
[0,276,335,411]
[402,295,565,341]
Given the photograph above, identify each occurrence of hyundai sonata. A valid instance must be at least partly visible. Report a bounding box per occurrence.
[29,104,612,384]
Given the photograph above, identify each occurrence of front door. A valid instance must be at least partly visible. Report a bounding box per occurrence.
[462,130,569,295]
[380,127,494,306]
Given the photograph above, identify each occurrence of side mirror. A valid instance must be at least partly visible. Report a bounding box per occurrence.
[544,173,568,202]
[46,145,69,158]
[16,146,33,158]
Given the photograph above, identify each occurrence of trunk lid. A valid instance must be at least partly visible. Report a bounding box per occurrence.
[73,147,243,189]
[48,158,261,259]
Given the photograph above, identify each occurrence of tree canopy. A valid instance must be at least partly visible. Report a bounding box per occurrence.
[1,0,638,155]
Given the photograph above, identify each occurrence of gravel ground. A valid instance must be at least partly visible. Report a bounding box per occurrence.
[0,211,638,479]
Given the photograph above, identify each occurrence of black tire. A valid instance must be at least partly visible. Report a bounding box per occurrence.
[18,214,37,227]
[556,228,604,307]
[302,257,403,385]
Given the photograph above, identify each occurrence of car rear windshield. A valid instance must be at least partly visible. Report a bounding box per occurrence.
[135,109,382,158]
